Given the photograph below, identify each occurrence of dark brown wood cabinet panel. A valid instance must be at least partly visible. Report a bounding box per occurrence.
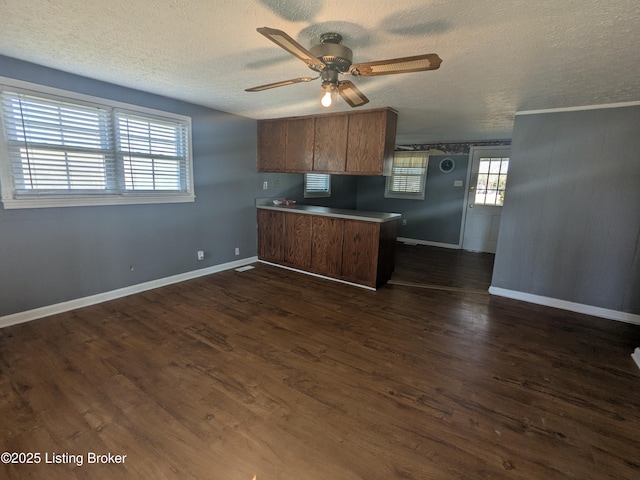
[257,209,284,262]
[346,109,397,175]
[341,221,379,286]
[313,114,348,172]
[285,117,315,172]
[257,120,286,172]
[376,220,398,285]
[284,213,312,268]
[257,108,397,175]
[310,216,344,277]
[257,207,399,288]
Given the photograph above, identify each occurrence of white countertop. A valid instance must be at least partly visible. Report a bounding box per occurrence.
[257,204,402,223]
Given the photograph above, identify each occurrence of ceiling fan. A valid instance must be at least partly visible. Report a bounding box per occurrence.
[245,27,442,108]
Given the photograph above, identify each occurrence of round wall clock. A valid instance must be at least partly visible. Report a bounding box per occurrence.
[439,157,455,173]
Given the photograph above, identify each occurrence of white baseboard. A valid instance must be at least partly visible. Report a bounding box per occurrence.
[489,286,640,325]
[259,260,376,291]
[0,256,258,329]
[397,237,461,249]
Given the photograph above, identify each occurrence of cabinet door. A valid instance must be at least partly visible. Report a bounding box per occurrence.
[346,109,396,175]
[285,117,315,172]
[257,209,284,262]
[310,216,344,276]
[341,221,379,286]
[284,213,312,268]
[313,114,348,173]
[257,120,286,172]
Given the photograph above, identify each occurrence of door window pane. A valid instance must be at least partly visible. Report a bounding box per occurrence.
[474,157,509,206]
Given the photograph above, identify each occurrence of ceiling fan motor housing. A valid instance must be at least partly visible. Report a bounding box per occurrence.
[309,33,353,73]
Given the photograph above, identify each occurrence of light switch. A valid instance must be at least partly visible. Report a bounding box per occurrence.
[454,180,463,187]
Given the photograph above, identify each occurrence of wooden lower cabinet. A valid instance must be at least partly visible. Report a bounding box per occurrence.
[257,208,398,288]
[310,216,344,277]
[341,220,378,285]
[284,213,312,268]
[257,209,284,262]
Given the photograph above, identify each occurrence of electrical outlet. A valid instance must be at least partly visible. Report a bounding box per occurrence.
[235,247,240,256]
[197,250,204,260]
[262,181,268,190]
[402,219,408,225]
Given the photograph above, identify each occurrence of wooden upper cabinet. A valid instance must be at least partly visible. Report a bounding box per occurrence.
[257,120,286,172]
[285,117,314,172]
[346,109,397,175]
[257,108,397,175]
[313,114,348,173]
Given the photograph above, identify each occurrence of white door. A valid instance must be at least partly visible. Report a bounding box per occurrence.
[462,146,510,253]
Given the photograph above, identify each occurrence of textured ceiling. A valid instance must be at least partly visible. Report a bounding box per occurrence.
[1,0,639,143]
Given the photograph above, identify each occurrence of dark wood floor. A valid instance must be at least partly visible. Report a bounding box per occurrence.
[391,242,496,292]
[1,245,639,479]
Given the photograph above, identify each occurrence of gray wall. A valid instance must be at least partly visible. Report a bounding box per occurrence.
[257,154,469,247]
[0,56,258,317]
[492,105,640,314]
[258,172,358,209]
[356,155,469,245]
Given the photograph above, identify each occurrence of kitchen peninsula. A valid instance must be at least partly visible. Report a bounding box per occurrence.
[257,204,401,289]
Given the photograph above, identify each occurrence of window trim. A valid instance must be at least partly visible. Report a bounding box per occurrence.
[384,151,429,200]
[0,77,195,209]
[304,173,331,198]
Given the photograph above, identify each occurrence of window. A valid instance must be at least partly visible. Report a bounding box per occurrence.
[0,79,193,209]
[474,157,509,206]
[304,173,331,198]
[385,151,428,199]
[117,112,189,192]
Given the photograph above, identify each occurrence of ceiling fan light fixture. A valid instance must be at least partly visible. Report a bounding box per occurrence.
[321,83,338,108]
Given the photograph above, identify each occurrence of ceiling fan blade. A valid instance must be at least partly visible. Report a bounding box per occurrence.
[257,27,326,70]
[245,77,317,92]
[349,53,442,77]
[338,81,369,107]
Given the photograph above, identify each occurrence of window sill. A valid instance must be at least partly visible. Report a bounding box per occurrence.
[1,194,196,210]
[303,193,331,199]
[383,193,425,200]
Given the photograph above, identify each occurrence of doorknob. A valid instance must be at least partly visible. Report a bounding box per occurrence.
[469,204,474,208]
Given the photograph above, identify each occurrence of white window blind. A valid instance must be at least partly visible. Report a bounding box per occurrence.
[385,151,428,199]
[0,80,193,209]
[304,173,331,198]
[117,112,190,192]
[1,92,115,193]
